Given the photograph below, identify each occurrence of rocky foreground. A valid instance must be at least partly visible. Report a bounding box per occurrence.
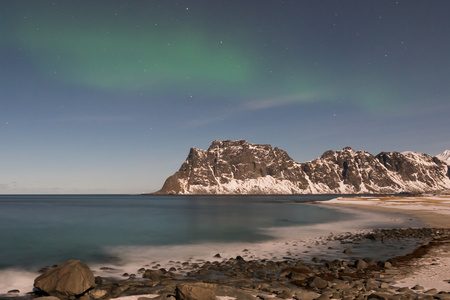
[4,228,450,300]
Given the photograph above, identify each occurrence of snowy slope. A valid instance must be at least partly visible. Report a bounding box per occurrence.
[436,150,450,165]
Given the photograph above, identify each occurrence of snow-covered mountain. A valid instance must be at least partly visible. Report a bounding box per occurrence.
[155,140,450,195]
[436,150,450,165]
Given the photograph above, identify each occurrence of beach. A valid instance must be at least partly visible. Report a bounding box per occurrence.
[319,194,450,293]
[321,194,450,228]
[106,195,450,299]
[2,194,450,300]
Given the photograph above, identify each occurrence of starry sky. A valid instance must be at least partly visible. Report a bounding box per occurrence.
[1,0,450,194]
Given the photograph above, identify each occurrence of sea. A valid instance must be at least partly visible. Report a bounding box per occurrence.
[0,194,424,294]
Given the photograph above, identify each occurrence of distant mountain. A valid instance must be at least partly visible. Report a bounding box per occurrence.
[155,140,450,195]
[436,150,450,165]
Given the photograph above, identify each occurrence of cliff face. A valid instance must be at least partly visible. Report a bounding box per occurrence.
[155,140,450,195]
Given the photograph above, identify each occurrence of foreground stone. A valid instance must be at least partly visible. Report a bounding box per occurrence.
[175,283,216,300]
[34,260,95,300]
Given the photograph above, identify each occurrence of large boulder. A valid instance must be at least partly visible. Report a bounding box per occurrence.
[175,283,216,300]
[34,260,95,299]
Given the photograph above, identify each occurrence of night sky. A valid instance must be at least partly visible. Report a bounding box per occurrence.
[1,1,449,193]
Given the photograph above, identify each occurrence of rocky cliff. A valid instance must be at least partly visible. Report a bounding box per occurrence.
[155,140,450,195]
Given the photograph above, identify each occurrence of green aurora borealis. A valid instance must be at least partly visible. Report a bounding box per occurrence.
[1,1,449,193]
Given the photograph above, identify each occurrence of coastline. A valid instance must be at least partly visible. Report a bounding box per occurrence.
[2,195,450,299]
[319,194,450,228]
[318,194,450,293]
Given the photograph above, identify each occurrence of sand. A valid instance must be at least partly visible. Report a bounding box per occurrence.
[320,194,450,292]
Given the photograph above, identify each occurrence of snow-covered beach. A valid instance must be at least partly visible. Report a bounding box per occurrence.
[321,194,450,228]
[320,194,450,293]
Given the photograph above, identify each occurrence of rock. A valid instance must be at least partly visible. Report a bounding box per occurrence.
[78,294,91,300]
[293,290,320,300]
[278,289,293,299]
[355,259,369,270]
[396,287,410,293]
[288,270,307,281]
[35,297,61,300]
[424,288,438,295]
[214,253,221,258]
[343,248,353,254]
[143,269,165,281]
[365,279,380,290]
[309,276,328,289]
[380,282,390,289]
[110,284,129,298]
[94,276,103,285]
[175,283,216,300]
[7,289,20,293]
[314,294,330,300]
[89,288,109,299]
[367,293,392,300]
[411,284,424,290]
[34,260,95,299]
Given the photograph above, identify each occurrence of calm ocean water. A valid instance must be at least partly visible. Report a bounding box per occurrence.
[0,194,351,269]
[0,194,425,294]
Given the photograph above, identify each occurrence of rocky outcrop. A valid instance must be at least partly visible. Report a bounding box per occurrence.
[155,140,450,195]
[34,260,95,300]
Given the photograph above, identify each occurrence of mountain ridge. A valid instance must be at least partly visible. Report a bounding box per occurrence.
[155,140,450,195]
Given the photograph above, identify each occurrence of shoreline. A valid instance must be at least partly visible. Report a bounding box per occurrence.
[2,195,450,299]
[319,194,450,228]
[6,228,449,300]
[318,194,450,293]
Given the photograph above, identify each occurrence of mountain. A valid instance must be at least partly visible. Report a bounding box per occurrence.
[155,140,450,195]
[436,150,450,165]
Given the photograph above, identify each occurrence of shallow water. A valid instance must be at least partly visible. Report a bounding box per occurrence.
[0,194,424,294]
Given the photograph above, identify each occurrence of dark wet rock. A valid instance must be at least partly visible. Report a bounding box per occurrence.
[33,260,95,300]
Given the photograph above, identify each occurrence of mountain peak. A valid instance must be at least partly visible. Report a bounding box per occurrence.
[436,150,450,165]
[154,141,450,195]
[208,139,252,150]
